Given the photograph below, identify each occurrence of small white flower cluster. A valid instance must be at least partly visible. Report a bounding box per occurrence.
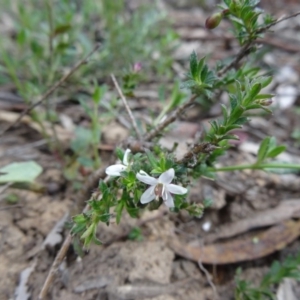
[105,149,188,208]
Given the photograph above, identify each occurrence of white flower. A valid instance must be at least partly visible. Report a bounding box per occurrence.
[106,149,131,176]
[136,168,187,208]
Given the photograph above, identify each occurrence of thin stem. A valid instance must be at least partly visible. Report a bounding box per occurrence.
[257,11,300,34]
[91,102,101,169]
[45,0,54,68]
[209,163,300,172]
[145,94,198,141]
[111,74,142,141]
[38,234,72,299]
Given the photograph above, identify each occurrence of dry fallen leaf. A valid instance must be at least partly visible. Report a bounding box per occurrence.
[204,199,300,243]
[169,220,300,264]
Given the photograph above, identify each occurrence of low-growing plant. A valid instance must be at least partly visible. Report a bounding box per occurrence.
[70,0,300,248]
[235,252,300,300]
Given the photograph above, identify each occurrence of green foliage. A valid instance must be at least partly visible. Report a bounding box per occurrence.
[256,137,286,164]
[3,0,300,249]
[182,51,217,97]
[235,252,300,300]
[221,0,265,45]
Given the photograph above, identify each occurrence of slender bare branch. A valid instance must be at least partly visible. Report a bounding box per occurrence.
[144,94,198,141]
[111,74,142,141]
[198,260,219,300]
[38,234,72,299]
[217,40,252,77]
[0,43,101,136]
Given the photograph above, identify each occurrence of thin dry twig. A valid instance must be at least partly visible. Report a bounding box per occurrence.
[217,40,253,77]
[38,234,72,299]
[0,43,101,137]
[38,167,107,299]
[111,74,142,141]
[144,94,198,141]
[198,260,219,300]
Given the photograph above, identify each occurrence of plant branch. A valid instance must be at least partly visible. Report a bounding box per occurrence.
[218,11,300,77]
[111,74,142,141]
[144,94,198,141]
[217,40,253,77]
[209,162,300,172]
[257,11,300,34]
[0,43,101,137]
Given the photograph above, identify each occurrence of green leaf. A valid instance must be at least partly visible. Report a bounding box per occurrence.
[115,200,124,224]
[255,94,274,100]
[221,134,240,141]
[221,104,228,124]
[92,86,101,104]
[257,137,270,163]
[0,161,42,183]
[81,223,95,239]
[209,120,220,132]
[224,124,243,132]
[244,82,261,106]
[126,205,139,218]
[261,76,272,88]
[197,57,206,79]
[190,51,198,79]
[144,149,158,168]
[235,116,248,125]
[230,95,238,111]
[115,147,124,161]
[267,145,286,158]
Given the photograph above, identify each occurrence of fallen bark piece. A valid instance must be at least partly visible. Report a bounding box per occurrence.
[205,199,300,243]
[169,220,300,264]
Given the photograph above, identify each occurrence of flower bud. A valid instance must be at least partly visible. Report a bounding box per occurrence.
[133,62,142,73]
[205,12,223,30]
[260,99,273,106]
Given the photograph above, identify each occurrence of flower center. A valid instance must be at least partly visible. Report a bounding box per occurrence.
[154,183,164,199]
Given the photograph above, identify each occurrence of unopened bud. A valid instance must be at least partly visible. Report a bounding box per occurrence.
[205,12,223,30]
[260,99,273,106]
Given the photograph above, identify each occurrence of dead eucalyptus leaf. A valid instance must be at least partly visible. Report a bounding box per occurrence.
[169,220,300,264]
[205,199,300,243]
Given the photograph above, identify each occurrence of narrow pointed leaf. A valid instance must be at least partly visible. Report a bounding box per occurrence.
[190,51,198,79]
[267,146,286,158]
[257,137,270,163]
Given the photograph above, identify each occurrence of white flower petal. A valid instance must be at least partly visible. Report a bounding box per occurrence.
[136,171,157,185]
[167,184,187,195]
[139,170,150,176]
[105,164,126,176]
[162,190,174,208]
[123,148,131,166]
[140,186,156,204]
[158,168,174,184]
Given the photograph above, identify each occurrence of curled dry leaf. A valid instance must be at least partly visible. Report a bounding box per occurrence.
[169,220,300,264]
[204,199,300,243]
